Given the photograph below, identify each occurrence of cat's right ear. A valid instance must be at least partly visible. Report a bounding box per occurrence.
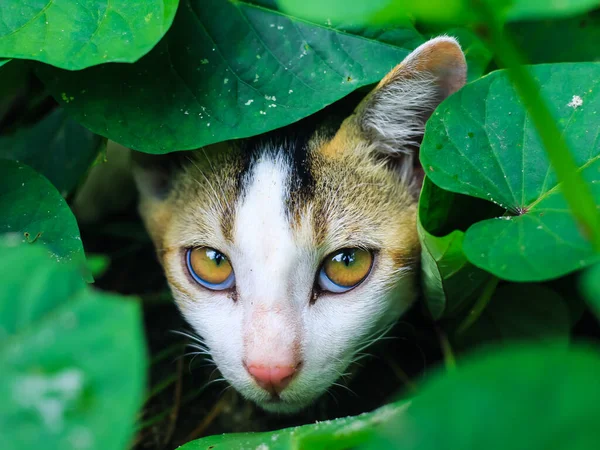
[131,152,183,201]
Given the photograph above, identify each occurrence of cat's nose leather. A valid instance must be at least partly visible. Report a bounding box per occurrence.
[246,363,299,395]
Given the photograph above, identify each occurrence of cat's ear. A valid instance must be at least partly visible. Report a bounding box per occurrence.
[131,151,183,201]
[323,36,466,180]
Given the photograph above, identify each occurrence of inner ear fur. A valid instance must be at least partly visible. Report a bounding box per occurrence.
[321,36,466,180]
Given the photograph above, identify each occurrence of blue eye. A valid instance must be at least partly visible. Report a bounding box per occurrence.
[318,248,373,293]
[186,247,235,291]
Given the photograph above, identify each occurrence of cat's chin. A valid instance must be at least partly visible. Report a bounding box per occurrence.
[256,397,313,414]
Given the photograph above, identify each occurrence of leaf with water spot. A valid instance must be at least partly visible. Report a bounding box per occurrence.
[0,160,90,280]
[0,0,178,70]
[421,63,600,282]
[178,401,408,450]
[36,0,422,153]
[0,241,146,450]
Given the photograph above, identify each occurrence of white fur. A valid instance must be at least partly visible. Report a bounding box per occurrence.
[167,155,416,413]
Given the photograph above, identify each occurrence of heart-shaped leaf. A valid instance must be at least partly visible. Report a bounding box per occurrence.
[0,241,146,450]
[36,0,422,153]
[0,108,104,195]
[369,344,600,450]
[0,0,178,70]
[0,160,89,280]
[418,178,492,320]
[420,63,600,282]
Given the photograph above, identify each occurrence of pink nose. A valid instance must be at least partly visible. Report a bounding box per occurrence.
[246,363,299,395]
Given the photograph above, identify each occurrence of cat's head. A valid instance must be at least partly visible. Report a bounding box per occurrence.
[133,36,466,413]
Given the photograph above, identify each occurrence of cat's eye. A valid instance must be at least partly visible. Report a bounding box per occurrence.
[186,247,235,290]
[318,248,373,293]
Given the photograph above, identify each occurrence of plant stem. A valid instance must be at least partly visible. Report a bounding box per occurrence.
[473,0,600,251]
[456,276,499,335]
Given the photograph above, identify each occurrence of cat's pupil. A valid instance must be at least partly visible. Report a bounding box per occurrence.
[207,249,224,266]
[341,250,355,267]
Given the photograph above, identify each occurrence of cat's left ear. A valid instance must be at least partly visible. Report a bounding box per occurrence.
[323,36,466,180]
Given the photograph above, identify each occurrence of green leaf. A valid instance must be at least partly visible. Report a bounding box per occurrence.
[179,400,408,450]
[0,0,179,70]
[0,58,10,68]
[580,262,600,319]
[505,0,600,21]
[277,0,598,27]
[0,108,104,195]
[418,178,491,320]
[420,63,600,282]
[457,284,571,347]
[0,241,146,450]
[0,160,89,280]
[36,0,421,153]
[369,344,600,450]
[509,11,600,64]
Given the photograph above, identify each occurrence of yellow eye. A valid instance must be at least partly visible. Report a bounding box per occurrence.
[186,247,234,290]
[319,248,373,293]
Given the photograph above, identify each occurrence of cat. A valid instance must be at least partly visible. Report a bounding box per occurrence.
[132,36,466,413]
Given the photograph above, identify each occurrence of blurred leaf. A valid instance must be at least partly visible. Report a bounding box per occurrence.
[0,108,104,195]
[85,253,111,279]
[0,160,90,281]
[277,0,598,26]
[36,0,422,153]
[0,241,146,450]
[457,284,571,347]
[0,0,179,70]
[0,58,10,68]
[179,401,409,450]
[418,178,491,320]
[420,63,600,282]
[580,263,600,319]
[505,0,600,21]
[509,11,600,64]
[369,344,600,450]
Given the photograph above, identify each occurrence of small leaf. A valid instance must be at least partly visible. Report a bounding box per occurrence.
[36,0,421,153]
[0,108,104,195]
[0,160,89,280]
[370,344,600,450]
[580,262,600,320]
[0,241,146,450]
[418,178,491,320]
[0,0,179,70]
[420,63,600,282]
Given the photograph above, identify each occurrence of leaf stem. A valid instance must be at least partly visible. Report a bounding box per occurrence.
[456,276,499,335]
[472,0,600,251]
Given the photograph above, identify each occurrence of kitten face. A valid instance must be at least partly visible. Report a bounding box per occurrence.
[134,37,466,413]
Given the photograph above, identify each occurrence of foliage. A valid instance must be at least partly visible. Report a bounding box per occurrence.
[1,0,600,449]
[0,240,146,450]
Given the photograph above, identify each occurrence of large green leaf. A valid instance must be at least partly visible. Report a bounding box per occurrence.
[0,160,89,280]
[0,108,104,195]
[418,178,491,320]
[0,0,179,70]
[457,284,571,347]
[36,0,421,153]
[369,344,600,450]
[420,63,600,282]
[0,241,146,450]
[179,400,408,450]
